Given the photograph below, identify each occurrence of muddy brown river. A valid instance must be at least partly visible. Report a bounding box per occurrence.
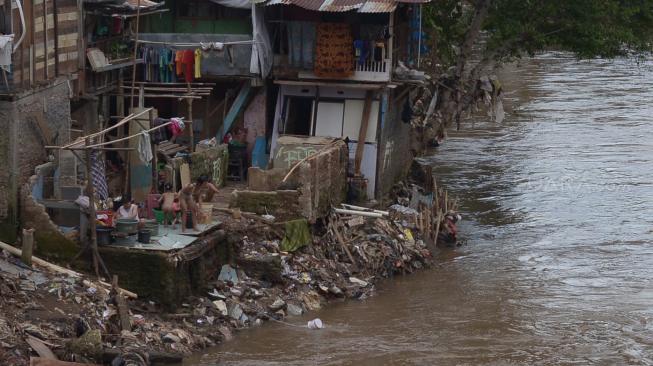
[184,53,653,365]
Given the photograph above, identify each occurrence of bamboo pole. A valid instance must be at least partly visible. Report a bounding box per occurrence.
[49,108,153,150]
[109,94,204,99]
[85,121,173,149]
[0,240,137,298]
[119,86,213,92]
[85,139,100,278]
[129,0,142,110]
[187,88,194,152]
[126,81,217,86]
[149,109,157,189]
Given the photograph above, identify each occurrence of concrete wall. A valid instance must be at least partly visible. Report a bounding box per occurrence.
[232,136,348,222]
[376,87,415,199]
[0,81,72,242]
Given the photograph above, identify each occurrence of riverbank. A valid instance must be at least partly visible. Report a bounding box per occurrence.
[1,170,458,365]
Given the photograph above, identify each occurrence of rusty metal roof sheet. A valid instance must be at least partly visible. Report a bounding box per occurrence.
[266,0,429,13]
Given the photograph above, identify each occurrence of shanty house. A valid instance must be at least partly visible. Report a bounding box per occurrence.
[0,0,82,242]
[265,0,430,200]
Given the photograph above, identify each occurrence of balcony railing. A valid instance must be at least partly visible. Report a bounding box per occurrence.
[296,58,391,83]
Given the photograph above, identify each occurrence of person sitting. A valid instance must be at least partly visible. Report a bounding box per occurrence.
[115,195,145,228]
[192,175,219,205]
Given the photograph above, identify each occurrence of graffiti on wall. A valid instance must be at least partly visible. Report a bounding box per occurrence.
[191,147,228,187]
[275,145,318,169]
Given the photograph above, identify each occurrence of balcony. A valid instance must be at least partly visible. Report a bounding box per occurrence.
[297,58,391,83]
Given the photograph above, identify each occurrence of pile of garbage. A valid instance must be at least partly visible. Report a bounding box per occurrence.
[0,173,459,365]
[0,249,218,366]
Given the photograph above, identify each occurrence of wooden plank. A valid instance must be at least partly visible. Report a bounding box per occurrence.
[162,145,187,156]
[30,357,101,366]
[354,90,373,175]
[219,81,251,139]
[53,0,59,75]
[26,336,57,360]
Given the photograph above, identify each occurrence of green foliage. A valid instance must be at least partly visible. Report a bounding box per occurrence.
[425,0,653,68]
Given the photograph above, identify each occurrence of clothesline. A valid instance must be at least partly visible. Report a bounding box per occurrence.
[52,108,154,150]
[134,39,256,47]
[85,121,175,149]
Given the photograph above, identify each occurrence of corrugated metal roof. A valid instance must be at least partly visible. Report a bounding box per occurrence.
[266,0,428,13]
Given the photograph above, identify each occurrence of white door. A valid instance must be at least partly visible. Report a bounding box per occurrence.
[314,102,344,138]
[343,100,379,143]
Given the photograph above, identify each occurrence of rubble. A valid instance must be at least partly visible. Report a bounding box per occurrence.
[0,173,459,365]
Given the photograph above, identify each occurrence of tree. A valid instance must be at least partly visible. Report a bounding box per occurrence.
[417,0,653,141]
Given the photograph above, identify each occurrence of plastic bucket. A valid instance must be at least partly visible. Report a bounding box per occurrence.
[307,318,323,330]
[137,229,151,244]
[143,219,159,236]
[96,227,113,246]
[115,218,138,234]
[152,209,165,224]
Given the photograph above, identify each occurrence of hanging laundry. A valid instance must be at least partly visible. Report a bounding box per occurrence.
[287,21,315,69]
[168,117,185,137]
[194,48,202,78]
[112,18,123,35]
[175,50,183,76]
[90,150,109,200]
[0,35,13,73]
[151,117,170,143]
[353,39,369,66]
[374,42,385,62]
[138,131,153,164]
[159,47,169,83]
[168,49,176,82]
[182,50,195,83]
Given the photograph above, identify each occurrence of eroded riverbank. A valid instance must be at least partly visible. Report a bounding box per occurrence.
[185,53,653,365]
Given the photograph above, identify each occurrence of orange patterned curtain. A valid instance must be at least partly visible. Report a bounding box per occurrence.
[314,23,354,78]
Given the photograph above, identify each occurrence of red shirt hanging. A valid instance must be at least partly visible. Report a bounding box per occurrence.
[182,50,195,83]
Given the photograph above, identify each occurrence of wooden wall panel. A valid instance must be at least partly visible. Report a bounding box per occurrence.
[9,0,79,88]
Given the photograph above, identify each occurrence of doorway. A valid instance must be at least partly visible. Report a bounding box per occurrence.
[282,96,314,135]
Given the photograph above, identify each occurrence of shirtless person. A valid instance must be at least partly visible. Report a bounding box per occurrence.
[178,183,199,232]
[158,184,178,228]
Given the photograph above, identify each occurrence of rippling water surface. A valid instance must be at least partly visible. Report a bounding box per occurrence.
[185,53,653,365]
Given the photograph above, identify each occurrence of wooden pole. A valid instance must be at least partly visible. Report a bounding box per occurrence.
[21,228,34,266]
[149,109,157,189]
[112,275,132,331]
[85,138,100,278]
[187,98,194,152]
[354,90,374,175]
[129,0,142,110]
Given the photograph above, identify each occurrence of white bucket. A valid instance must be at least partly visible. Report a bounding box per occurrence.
[307,318,323,330]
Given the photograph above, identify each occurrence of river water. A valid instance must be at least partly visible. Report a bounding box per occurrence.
[185,53,653,365]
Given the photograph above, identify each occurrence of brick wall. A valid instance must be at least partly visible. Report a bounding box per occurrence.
[0,81,72,241]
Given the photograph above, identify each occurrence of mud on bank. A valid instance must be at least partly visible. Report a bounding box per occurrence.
[1,173,457,365]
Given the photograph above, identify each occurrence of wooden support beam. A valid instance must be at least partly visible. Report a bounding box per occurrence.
[21,228,34,266]
[354,90,374,175]
[85,139,100,278]
[119,86,213,92]
[125,81,217,86]
[187,85,194,152]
